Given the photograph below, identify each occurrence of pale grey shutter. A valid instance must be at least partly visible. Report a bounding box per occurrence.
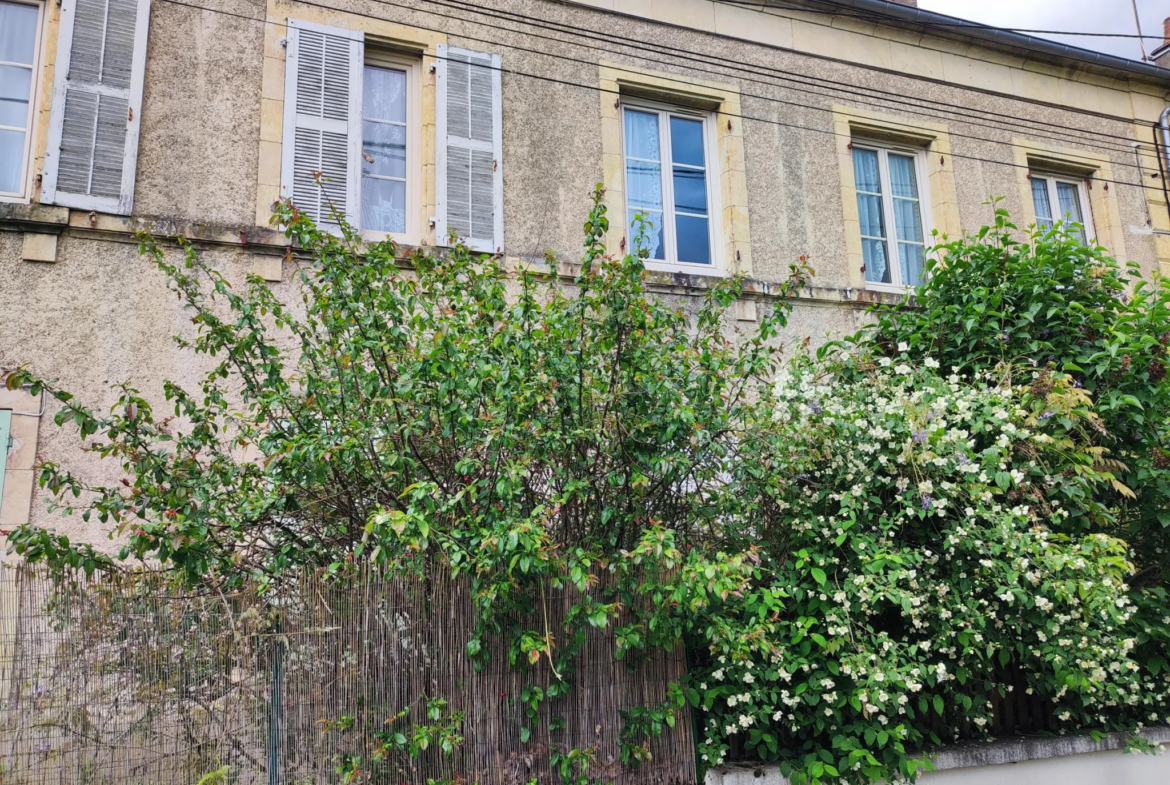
[279,20,363,230]
[41,0,151,215]
[436,45,503,253]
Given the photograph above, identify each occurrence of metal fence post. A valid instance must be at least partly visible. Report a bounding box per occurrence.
[267,615,283,785]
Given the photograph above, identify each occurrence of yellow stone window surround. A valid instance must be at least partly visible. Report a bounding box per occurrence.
[833,105,960,292]
[1010,139,1126,262]
[599,63,750,277]
[256,0,445,251]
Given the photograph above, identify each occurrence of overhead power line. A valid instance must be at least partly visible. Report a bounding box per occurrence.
[360,0,1169,174]
[422,0,1165,170]
[423,0,1168,168]
[154,0,1170,198]
[540,0,1168,122]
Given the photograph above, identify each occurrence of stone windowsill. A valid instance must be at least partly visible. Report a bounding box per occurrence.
[0,203,70,234]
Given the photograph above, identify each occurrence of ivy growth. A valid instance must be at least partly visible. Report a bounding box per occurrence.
[326,697,466,784]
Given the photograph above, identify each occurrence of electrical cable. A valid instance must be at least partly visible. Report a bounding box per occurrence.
[536,0,1168,127]
[421,0,1167,169]
[152,0,1170,197]
[336,0,1170,173]
[390,0,1170,173]
[169,0,1167,160]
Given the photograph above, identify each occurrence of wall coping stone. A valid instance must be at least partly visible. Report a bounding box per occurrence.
[930,726,1170,771]
[705,726,1170,783]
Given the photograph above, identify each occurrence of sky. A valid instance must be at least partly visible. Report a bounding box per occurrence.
[918,0,1165,62]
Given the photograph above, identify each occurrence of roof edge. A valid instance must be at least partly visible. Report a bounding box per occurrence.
[820,0,1170,84]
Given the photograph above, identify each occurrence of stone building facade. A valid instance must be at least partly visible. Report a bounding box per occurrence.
[2,0,1170,545]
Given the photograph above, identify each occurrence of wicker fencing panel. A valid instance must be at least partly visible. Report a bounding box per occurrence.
[0,564,695,785]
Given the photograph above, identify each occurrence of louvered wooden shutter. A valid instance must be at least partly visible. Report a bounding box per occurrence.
[436,45,503,253]
[41,0,152,214]
[279,20,363,229]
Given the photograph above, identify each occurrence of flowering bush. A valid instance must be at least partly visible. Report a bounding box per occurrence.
[689,353,1168,782]
[868,209,1170,612]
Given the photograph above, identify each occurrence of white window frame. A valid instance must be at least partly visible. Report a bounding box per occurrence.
[619,99,723,275]
[852,141,932,294]
[1029,172,1095,243]
[360,48,421,246]
[0,0,46,202]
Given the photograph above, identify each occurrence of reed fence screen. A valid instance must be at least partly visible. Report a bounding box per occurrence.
[0,564,696,785]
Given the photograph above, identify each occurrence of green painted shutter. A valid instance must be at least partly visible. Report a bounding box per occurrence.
[0,410,10,518]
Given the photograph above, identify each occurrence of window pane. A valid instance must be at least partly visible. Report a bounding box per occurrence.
[1056,181,1083,223]
[0,98,26,128]
[899,243,924,288]
[673,166,707,216]
[0,63,30,132]
[676,214,711,265]
[0,128,24,193]
[626,159,663,211]
[862,237,891,284]
[624,109,660,161]
[853,148,881,194]
[0,64,31,104]
[888,153,918,199]
[1056,182,1086,242]
[893,197,922,243]
[1031,177,1053,230]
[361,176,406,234]
[0,2,38,66]
[629,209,664,260]
[857,193,885,240]
[363,66,406,123]
[361,121,406,179]
[361,65,408,233]
[669,116,705,167]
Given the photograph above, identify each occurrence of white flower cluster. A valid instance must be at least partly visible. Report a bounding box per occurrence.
[694,358,1169,777]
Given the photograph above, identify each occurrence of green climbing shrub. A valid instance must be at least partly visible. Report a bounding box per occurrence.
[4,185,808,780]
